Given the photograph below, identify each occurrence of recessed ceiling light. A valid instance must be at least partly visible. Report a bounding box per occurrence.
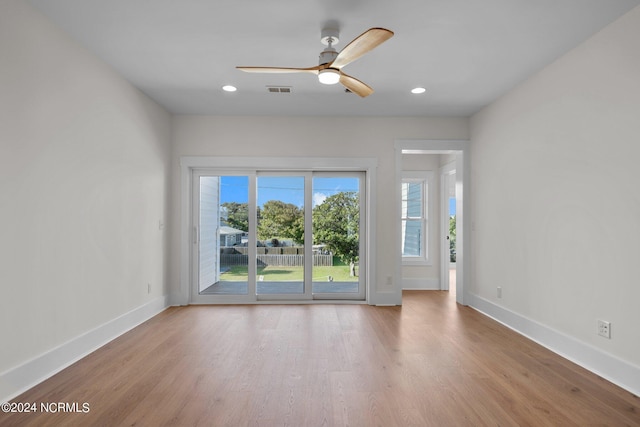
[222,85,237,92]
[411,87,426,94]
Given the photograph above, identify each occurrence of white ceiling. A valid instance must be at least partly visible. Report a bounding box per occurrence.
[28,0,640,117]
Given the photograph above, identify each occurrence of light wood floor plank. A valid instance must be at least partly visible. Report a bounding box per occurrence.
[2,290,638,426]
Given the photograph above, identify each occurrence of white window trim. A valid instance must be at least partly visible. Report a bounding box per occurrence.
[401,170,433,266]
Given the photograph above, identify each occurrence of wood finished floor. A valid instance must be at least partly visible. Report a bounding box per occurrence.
[2,291,638,426]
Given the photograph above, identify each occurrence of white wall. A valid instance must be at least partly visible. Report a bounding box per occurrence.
[170,116,469,304]
[0,1,171,400]
[470,5,640,392]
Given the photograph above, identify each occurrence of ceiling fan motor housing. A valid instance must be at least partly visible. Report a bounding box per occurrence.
[319,48,338,65]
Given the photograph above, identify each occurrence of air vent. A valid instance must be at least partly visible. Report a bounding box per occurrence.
[266,86,292,93]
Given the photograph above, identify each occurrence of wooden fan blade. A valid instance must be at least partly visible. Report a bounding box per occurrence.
[331,28,394,70]
[339,73,374,98]
[236,65,322,74]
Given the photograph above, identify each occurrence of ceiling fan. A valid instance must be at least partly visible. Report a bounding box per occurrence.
[236,27,394,97]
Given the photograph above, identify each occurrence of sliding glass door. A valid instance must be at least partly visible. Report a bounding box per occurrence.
[192,173,252,300]
[312,174,364,299]
[191,170,365,303]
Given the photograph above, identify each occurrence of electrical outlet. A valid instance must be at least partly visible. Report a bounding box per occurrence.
[597,320,611,339]
[497,286,502,298]
[386,276,393,286]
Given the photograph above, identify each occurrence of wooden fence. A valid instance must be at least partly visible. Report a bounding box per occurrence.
[224,247,308,255]
[220,247,333,267]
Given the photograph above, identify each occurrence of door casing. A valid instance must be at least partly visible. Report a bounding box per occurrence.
[179,156,376,305]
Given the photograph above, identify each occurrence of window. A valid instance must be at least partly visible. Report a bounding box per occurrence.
[401,171,431,264]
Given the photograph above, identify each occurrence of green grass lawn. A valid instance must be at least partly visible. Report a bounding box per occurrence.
[220,260,358,282]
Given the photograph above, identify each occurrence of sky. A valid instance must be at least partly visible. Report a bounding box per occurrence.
[219,176,359,207]
[218,175,455,216]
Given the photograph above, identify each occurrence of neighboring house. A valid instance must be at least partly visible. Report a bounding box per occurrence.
[219,225,246,247]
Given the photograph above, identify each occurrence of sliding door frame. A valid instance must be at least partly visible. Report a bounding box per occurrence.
[179,156,377,305]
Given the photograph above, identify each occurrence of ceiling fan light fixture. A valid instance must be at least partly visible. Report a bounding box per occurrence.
[318,69,340,85]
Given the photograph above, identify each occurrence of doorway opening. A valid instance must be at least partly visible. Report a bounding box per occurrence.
[441,162,456,296]
[395,140,469,306]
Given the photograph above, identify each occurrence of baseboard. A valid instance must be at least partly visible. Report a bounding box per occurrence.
[0,295,169,403]
[169,290,188,306]
[470,294,640,396]
[402,277,440,290]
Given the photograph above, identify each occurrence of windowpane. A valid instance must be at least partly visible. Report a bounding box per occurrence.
[402,219,422,256]
[256,175,305,295]
[199,175,249,295]
[312,176,360,294]
[402,182,423,218]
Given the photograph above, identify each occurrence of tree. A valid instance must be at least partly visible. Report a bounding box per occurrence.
[449,215,456,262]
[221,202,249,232]
[257,200,304,243]
[313,192,359,276]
